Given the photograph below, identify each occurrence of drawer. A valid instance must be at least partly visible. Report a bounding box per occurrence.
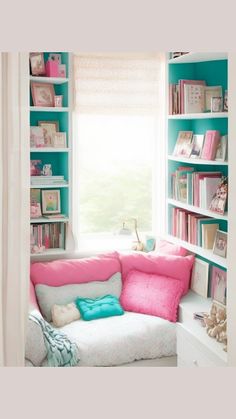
[177,324,224,367]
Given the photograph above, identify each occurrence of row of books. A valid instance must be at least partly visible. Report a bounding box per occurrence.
[30,222,66,251]
[171,168,228,215]
[172,130,227,161]
[171,208,221,249]
[169,79,226,114]
[31,175,67,186]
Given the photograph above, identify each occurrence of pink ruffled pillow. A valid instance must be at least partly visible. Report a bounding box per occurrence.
[119,252,194,295]
[120,270,184,322]
[153,239,188,256]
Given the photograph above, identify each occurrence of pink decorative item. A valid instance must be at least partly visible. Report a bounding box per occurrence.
[120,270,184,322]
[58,64,66,78]
[154,239,188,256]
[119,252,194,295]
[46,60,59,77]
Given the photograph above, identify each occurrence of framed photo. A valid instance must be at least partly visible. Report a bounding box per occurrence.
[173,131,193,157]
[223,90,228,111]
[30,52,46,76]
[215,135,228,161]
[209,176,228,215]
[52,132,67,148]
[211,96,223,112]
[42,190,61,214]
[190,134,205,159]
[30,126,45,148]
[38,121,59,147]
[31,82,55,107]
[211,266,227,305]
[213,230,227,258]
[190,258,209,298]
[54,95,63,107]
[59,64,66,78]
[204,86,223,111]
[49,53,61,64]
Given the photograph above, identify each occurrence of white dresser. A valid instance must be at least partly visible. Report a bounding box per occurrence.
[177,291,227,367]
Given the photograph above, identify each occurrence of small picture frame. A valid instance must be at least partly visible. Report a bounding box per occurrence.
[213,230,227,258]
[38,121,59,147]
[30,126,45,148]
[29,52,46,76]
[209,176,228,215]
[211,266,227,305]
[58,64,66,78]
[211,96,223,112]
[54,95,63,107]
[190,258,209,298]
[49,53,62,64]
[42,190,61,214]
[223,90,228,111]
[215,135,228,162]
[52,132,67,148]
[31,82,55,107]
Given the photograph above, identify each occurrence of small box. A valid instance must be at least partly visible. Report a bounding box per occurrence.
[46,60,59,77]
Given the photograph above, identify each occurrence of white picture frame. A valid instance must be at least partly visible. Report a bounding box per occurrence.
[215,135,228,161]
[213,230,227,258]
[190,258,209,298]
[42,190,61,214]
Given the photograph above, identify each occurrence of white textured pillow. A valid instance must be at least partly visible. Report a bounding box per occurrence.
[35,272,122,322]
[51,302,80,327]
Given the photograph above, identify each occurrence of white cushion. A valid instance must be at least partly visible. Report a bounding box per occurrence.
[51,302,80,327]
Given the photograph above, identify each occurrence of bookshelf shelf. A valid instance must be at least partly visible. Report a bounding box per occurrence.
[30,184,69,189]
[30,76,69,85]
[168,52,227,64]
[168,112,228,120]
[30,148,69,153]
[168,198,228,221]
[30,106,69,112]
[165,234,227,268]
[168,155,228,166]
[30,217,69,224]
[30,248,68,258]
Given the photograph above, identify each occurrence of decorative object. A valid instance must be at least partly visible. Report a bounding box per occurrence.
[46,60,59,77]
[203,300,227,351]
[51,303,80,327]
[30,160,43,176]
[31,82,55,107]
[173,131,193,157]
[190,134,205,158]
[54,95,63,107]
[52,132,67,148]
[190,258,209,298]
[30,126,45,148]
[204,86,223,111]
[145,235,156,252]
[119,218,144,251]
[209,176,228,215]
[211,96,223,112]
[38,121,59,147]
[75,295,124,321]
[29,52,46,76]
[30,189,42,218]
[58,64,66,78]
[49,53,61,64]
[42,190,61,214]
[215,135,228,161]
[42,164,52,176]
[213,230,227,258]
[223,90,228,111]
[211,266,227,304]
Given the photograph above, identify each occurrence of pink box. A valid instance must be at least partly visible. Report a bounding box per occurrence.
[46,60,59,77]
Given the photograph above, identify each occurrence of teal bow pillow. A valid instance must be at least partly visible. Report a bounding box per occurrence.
[75,294,124,321]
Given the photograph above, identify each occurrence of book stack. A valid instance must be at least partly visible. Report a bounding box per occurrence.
[172,130,223,161]
[171,208,221,249]
[31,176,67,186]
[30,222,66,250]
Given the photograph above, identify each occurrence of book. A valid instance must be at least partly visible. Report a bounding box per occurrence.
[179,79,206,113]
[204,86,223,111]
[173,131,193,157]
[202,223,219,249]
[190,134,205,159]
[31,222,66,252]
[201,130,220,160]
[201,177,221,209]
[193,171,222,207]
[184,84,205,114]
[30,189,42,218]
[43,213,66,219]
[30,126,45,148]
[215,135,228,161]
[209,176,228,215]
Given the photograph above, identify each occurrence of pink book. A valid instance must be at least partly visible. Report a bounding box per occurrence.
[193,172,221,207]
[201,130,220,160]
[179,79,206,114]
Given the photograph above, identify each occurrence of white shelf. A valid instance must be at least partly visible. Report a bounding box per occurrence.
[30,248,67,257]
[30,184,69,189]
[30,106,69,112]
[165,234,227,268]
[30,76,69,84]
[30,148,69,153]
[168,198,228,221]
[168,155,228,166]
[168,112,228,120]
[30,217,69,224]
[169,52,227,64]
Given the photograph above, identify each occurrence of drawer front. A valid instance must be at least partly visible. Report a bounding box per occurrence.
[177,325,220,367]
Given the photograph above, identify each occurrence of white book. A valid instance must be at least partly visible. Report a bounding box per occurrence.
[202,177,221,210]
[184,84,205,113]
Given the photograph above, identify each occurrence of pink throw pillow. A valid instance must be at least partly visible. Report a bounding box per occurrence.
[153,239,188,256]
[120,270,184,322]
[119,252,194,295]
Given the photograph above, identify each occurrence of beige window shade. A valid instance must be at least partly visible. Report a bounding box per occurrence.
[74,53,165,114]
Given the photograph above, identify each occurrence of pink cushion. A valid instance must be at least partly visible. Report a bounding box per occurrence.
[30,252,121,287]
[119,252,194,295]
[154,239,188,256]
[120,270,184,322]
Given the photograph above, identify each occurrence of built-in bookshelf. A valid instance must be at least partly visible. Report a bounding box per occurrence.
[166,52,228,364]
[29,52,72,258]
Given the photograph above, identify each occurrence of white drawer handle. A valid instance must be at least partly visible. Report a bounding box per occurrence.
[193,359,198,366]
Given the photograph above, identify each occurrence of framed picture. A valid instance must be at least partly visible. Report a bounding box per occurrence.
[215,135,228,161]
[211,96,223,112]
[173,131,193,157]
[30,189,42,218]
[52,132,67,148]
[223,90,228,111]
[204,86,223,111]
[190,258,209,298]
[54,95,63,107]
[211,266,227,305]
[38,121,59,147]
[209,176,228,215]
[30,126,45,148]
[190,134,205,159]
[42,190,61,214]
[31,82,55,107]
[49,53,61,64]
[29,52,46,76]
[213,230,227,258]
[58,64,66,78]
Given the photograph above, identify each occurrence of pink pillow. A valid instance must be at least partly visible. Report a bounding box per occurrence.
[30,252,121,287]
[119,252,194,295]
[120,270,184,322]
[153,239,188,256]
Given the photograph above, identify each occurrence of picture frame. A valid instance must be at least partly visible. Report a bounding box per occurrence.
[211,266,227,305]
[213,230,227,258]
[173,131,193,157]
[49,53,62,64]
[54,95,63,107]
[190,258,209,298]
[31,82,55,107]
[42,190,61,214]
[38,121,59,147]
[29,52,46,76]
[209,176,228,215]
[190,134,205,159]
[215,135,228,162]
[223,90,228,111]
[30,126,45,148]
[30,189,42,218]
[204,86,223,112]
[211,96,223,113]
[58,64,66,78]
[52,132,67,148]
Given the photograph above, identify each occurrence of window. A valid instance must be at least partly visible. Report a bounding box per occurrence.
[73,53,165,250]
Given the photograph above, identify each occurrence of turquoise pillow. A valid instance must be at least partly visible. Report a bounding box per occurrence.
[75,294,124,321]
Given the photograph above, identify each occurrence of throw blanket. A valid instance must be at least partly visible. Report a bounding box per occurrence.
[29,311,80,367]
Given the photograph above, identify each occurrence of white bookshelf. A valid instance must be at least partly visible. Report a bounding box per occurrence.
[168,52,227,64]
[167,198,228,221]
[30,217,69,224]
[30,106,69,112]
[30,76,69,84]
[168,155,228,166]
[30,184,69,189]
[168,112,228,120]
[30,148,69,153]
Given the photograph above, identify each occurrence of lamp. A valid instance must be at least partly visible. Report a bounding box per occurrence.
[119,218,144,251]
